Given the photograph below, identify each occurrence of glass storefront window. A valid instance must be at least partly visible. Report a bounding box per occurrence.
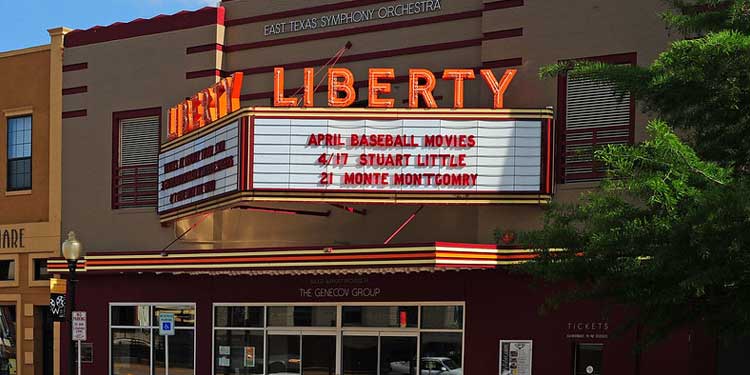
[342,306,417,328]
[153,305,195,327]
[110,304,195,375]
[267,335,300,374]
[420,333,463,374]
[112,305,150,327]
[0,306,16,375]
[111,328,150,375]
[420,306,463,330]
[213,304,463,375]
[215,306,264,328]
[153,329,195,375]
[214,330,265,374]
[267,306,336,327]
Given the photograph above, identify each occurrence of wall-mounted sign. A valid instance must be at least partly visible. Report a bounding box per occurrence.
[158,120,240,213]
[0,228,24,249]
[168,72,243,140]
[253,118,542,193]
[499,340,532,375]
[273,67,516,109]
[72,311,87,341]
[566,321,609,339]
[264,0,443,36]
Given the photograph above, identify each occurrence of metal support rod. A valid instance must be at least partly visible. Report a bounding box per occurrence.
[165,335,170,375]
[329,204,367,216]
[77,340,81,375]
[384,205,424,244]
[161,212,213,256]
[67,260,77,375]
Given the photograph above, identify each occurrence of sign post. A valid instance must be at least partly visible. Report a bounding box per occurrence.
[72,311,86,375]
[159,312,175,375]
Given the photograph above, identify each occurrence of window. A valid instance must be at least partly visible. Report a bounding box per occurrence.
[558,53,635,183]
[0,260,15,281]
[110,303,195,375]
[112,109,161,209]
[574,343,603,375]
[7,115,32,191]
[33,258,49,281]
[0,305,17,374]
[213,303,463,375]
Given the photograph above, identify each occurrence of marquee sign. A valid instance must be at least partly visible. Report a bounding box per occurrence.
[158,120,240,213]
[252,118,542,193]
[158,108,554,222]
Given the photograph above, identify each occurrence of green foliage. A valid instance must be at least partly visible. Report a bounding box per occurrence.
[519,0,750,345]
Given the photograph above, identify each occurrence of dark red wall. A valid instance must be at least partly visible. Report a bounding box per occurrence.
[62,269,716,374]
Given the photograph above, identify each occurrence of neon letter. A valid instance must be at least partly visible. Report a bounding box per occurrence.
[442,69,475,108]
[328,68,356,107]
[368,68,395,108]
[480,69,516,109]
[274,67,298,107]
[408,69,438,108]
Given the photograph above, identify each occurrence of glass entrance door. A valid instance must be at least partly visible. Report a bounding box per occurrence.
[342,334,418,375]
[267,333,335,375]
[302,335,335,375]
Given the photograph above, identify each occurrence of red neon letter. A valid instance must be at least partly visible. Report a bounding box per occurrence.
[328,68,356,107]
[408,69,438,108]
[274,67,298,107]
[442,69,475,108]
[368,68,395,108]
[480,69,516,109]
[303,68,314,107]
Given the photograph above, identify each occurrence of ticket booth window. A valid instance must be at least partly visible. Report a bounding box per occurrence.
[574,343,603,375]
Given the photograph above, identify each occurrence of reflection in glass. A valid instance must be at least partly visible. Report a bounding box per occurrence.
[267,335,300,374]
[420,306,463,329]
[215,306,264,328]
[214,330,265,374]
[420,333,462,374]
[380,336,417,375]
[343,336,377,375]
[153,329,195,375]
[0,306,16,375]
[342,306,417,328]
[267,306,336,327]
[111,305,150,327]
[111,328,150,375]
[302,335,335,375]
[153,305,195,327]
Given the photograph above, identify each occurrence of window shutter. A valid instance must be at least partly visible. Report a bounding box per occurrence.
[563,75,632,182]
[113,115,160,208]
[120,116,160,167]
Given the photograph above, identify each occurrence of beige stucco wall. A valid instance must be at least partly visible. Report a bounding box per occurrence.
[62,0,675,253]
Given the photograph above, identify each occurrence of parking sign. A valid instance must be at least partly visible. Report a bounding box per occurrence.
[159,312,175,336]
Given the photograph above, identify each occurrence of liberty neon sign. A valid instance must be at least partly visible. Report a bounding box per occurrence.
[168,67,516,140]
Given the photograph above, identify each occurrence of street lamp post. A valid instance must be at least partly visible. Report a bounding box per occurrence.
[62,231,83,375]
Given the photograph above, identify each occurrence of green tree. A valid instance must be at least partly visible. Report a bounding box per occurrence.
[516,0,750,345]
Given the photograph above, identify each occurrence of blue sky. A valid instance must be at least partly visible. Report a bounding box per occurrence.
[0,0,218,52]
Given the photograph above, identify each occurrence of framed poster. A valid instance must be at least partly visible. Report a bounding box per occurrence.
[499,340,532,375]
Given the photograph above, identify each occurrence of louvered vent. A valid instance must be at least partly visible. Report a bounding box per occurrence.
[564,76,632,182]
[113,116,160,208]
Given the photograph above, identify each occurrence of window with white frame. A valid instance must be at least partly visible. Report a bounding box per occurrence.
[7,115,32,191]
[110,303,195,375]
[213,303,464,375]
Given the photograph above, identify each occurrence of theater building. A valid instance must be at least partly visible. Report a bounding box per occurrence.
[0,28,68,375]
[54,1,719,375]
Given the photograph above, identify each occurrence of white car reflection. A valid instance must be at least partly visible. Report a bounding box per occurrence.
[388,357,462,375]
